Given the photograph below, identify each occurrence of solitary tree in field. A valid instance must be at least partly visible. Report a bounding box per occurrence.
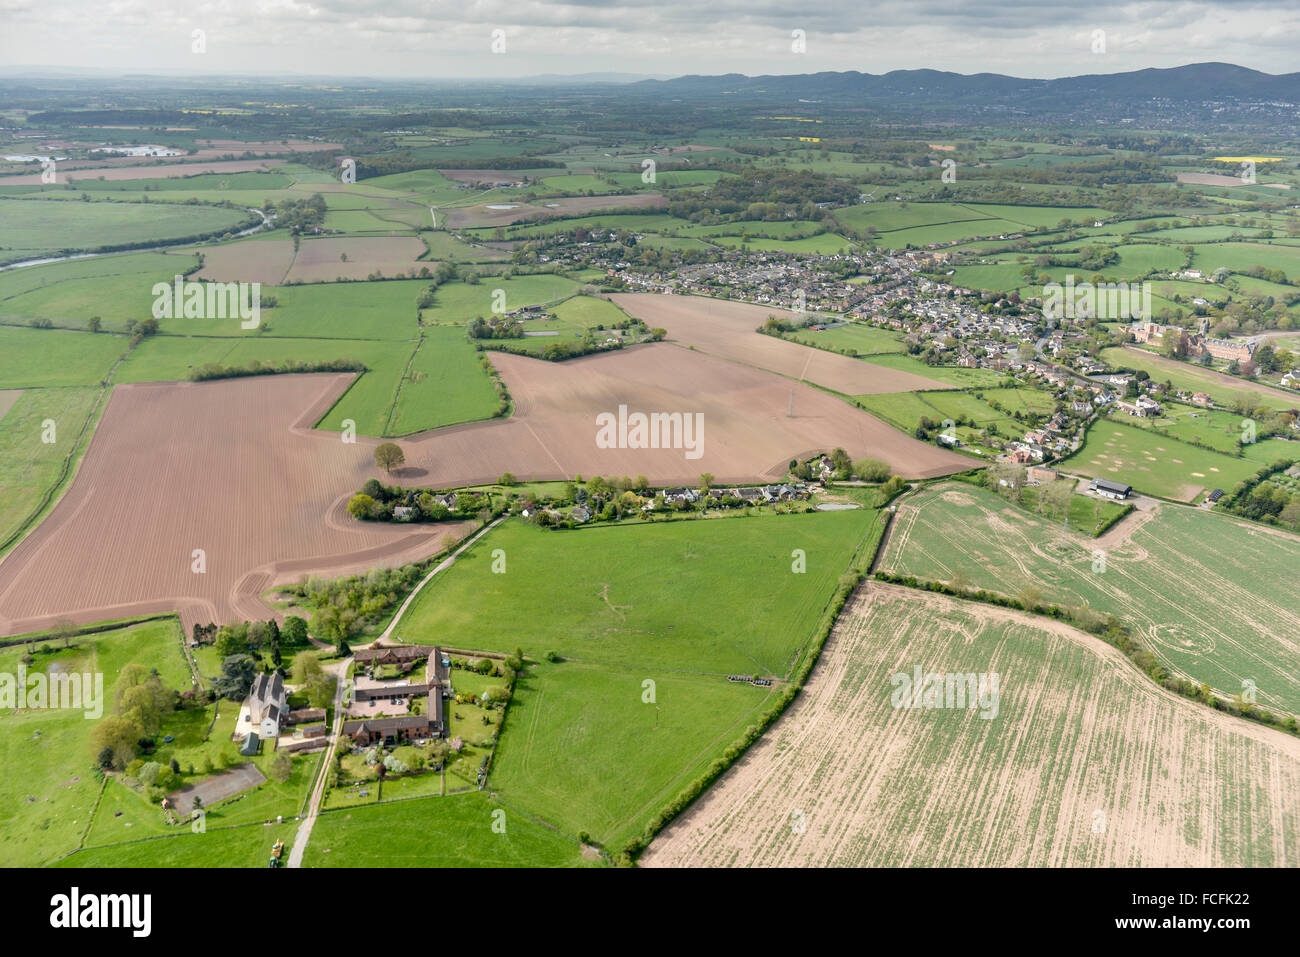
[374,442,405,474]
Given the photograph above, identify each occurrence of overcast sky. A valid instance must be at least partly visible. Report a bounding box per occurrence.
[1,0,1297,80]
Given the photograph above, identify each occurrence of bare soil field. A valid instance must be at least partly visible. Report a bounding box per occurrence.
[443,193,666,229]
[0,374,471,636]
[0,389,20,423]
[190,239,297,286]
[378,344,968,487]
[438,169,528,183]
[0,345,961,637]
[283,236,429,283]
[0,159,287,186]
[611,293,951,394]
[190,139,340,158]
[643,584,1300,868]
[1176,172,1249,187]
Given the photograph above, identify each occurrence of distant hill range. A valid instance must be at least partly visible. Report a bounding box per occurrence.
[630,62,1300,112]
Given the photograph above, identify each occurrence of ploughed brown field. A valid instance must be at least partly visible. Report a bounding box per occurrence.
[0,159,288,186]
[372,344,968,488]
[442,193,666,229]
[0,374,471,637]
[188,238,297,286]
[189,236,430,285]
[1175,172,1249,187]
[438,169,534,183]
[610,293,950,395]
[0,336,965,635]
[283,236,429,283]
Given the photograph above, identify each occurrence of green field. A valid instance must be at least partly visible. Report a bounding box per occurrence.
[380,326,501,435]
[73,171,294,193]
[1100,347,1299,412]
[787,321,906,355]
[0,327,124,388]
[54,821,298,868]
[1116,404,1267,454]
[491,294,630,354]
[858,388,1024,450]
[394,511,877,848]
[0,387,102,551]
[883,482,1300,715]
[304,791,595,867]
[489,658,776,849]
[854,352,1006,388]
[238,279,425,340]
[0,251,191,331]
[419,274,580,326]
[0,198,251,263]
[1191,242,1300,282]
[1062,417,1274,500]
[0,618,191,867]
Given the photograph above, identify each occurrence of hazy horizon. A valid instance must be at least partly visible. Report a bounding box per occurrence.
[2,1,1298,80]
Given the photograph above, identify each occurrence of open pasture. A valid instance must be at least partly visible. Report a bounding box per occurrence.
[0,252,194,331]
[442,193,665,229]
[0,159,288,187]
[1062,418,1268,501]
[0,197,251,263]
[0,617,191,866]
[1101,346,1300,412]
[0,387,101,552]
[0,327,123,388]
[303,792,592,868]
[397,509,876,848]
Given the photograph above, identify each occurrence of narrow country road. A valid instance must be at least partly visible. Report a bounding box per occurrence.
[286,653,349,868]
[286,515,504,867]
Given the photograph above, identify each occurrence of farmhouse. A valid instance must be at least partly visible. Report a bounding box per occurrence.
[245,672,286,730]
[662,487,699,504]
[354,643,432,668]
[342,715,437,747]
[343,645,449,744]
[1089,478,1132,500]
